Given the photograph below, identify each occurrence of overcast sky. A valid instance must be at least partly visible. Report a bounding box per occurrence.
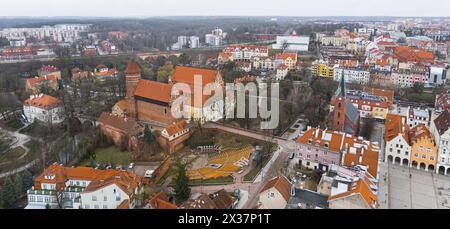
[1,0,450,17]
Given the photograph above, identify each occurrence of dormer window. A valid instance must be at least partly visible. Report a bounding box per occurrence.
[324,142,329,148]
[308,139,312,145]
[44,175,55,180]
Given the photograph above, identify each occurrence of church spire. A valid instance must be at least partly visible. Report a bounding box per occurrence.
[335,73,346,97]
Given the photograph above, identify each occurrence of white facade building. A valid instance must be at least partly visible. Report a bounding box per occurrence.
[272,34,310,52]
[23,94,64,124]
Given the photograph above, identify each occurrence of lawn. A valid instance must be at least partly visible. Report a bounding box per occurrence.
[188,176,234,186]
[0,146,26,163]
[80,146,131,167]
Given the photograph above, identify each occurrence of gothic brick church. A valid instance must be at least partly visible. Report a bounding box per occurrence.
[329,75,360,135]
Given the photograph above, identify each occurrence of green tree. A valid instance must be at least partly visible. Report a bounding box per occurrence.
[144,125,155,144]
[173,162,191,204]
[12,174,23,198]
[1,177,17,208]
[21,170,34,193]
[178,53,191,65]
[156,61,174,83]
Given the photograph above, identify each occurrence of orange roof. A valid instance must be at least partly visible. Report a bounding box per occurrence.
[24,94,61,109]
[98,112,139,133]
[147,191,177,209]
[342,139,379,178]
[409,124,433,144]
[115,99,128,111]
[363,87,394,105]
[275,52,297,60]
[260,176,291,202]
[296,128,345,152]
[134,79,172,103]
[328,178,378,209]
[26,75,57,87]
[171,66,218,86]
[117,200,130,209]
[165,119,187,136]
[385,114,409,143]
[35,164,143,196]
[125,60,141,75]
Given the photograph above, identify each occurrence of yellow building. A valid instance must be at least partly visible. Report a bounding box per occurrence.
[409,124,438,171]
[371,107,389,120]
[316,63,334,78]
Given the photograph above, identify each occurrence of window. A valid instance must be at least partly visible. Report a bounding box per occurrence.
[430,156,434,161]
[116,196,121,201]
[415,153,419,158]
[103,205,108,209]
[94,205,99,209]
[104,196,107,201]
[92,196,97,201]
[422,154,426,159]
[427,148,431,153]
[419,147,423,152]
[85,204,90,209]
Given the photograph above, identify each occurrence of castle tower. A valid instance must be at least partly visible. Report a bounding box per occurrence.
[125,60,141,120]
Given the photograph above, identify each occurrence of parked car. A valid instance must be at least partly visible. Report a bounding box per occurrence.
[128,163,135,169]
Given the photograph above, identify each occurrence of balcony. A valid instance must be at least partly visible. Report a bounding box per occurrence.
[27,189,56,196]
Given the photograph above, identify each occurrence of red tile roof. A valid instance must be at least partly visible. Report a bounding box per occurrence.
[260,176,291,202]
[125,60,141,75]
[24,94,61,109]
[134,80,172,103]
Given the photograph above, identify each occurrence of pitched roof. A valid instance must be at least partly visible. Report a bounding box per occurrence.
[24,94,61,109]
[409,124,433,144]
[98,112,139,133]
[171,66,218,86]
[115,99,128,111]
[385,114,409,143]
[209,189,236,209]
[328,177,378,209]
[434,110,450,136]
[179,193,218,209]
[134,79,172,103]
[147,191,177,209]
[260,176,291,202]
[165,119,187,136]
[275,52,297,60]
[35,164,143,197]
[26,75,58,87]
[125,60,141,75]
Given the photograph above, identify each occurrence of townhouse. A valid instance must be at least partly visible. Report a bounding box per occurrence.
[26,165,143,209]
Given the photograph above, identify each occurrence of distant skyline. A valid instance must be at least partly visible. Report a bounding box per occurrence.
[1,0,450,18]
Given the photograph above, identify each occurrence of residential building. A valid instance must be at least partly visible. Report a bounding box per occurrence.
[258,176,292,209]
[25,165,143,209]
[23,94,64,124]
[179,189,237,209]
[385,114,411,166]
[409,124,438,171]
[25,75,59,93]
[336,90,390,120]
[145,191,177,209]
[285,188,329,209]
[430,110,450,175]
[295,127,380,178]
[319,165,379,209]
[407,106,431,128]
[71,67,90,80]
[222,44,269,61]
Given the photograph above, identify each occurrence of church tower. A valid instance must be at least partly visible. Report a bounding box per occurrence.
[332,74,346,132]
[125,60,141,120]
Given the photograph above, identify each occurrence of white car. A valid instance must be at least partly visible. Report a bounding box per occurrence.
[128,163,135,169]
[144,170,154,178]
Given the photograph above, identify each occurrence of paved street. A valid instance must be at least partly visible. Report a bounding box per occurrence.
[379,162,450,209]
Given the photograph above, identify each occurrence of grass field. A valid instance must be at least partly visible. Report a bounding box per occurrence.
[188,176,234,186]
[80,146,131,167]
